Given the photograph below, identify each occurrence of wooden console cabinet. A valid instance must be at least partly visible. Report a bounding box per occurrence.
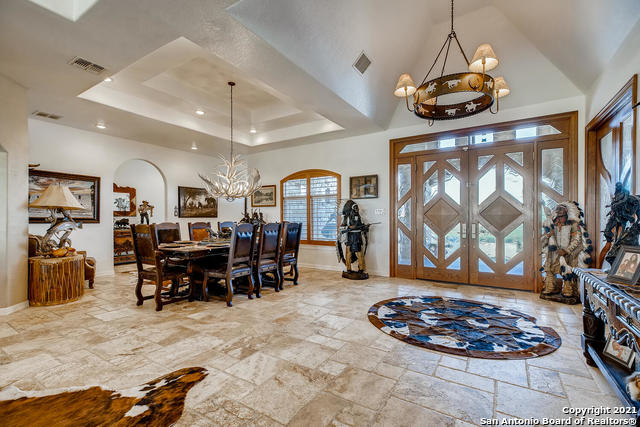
[114,228,135,264]
[576,268,640,418]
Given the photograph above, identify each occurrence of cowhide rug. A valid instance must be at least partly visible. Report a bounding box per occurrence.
[0,367,207,426]
[368,296,561,359]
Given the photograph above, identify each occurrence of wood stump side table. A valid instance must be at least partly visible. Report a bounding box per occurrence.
[28,255,85,306]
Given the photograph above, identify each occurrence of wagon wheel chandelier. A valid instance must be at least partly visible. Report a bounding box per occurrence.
[199,82,262,202]
[394,0,510,125]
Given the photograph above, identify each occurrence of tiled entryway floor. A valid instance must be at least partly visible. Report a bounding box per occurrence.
[0,267,629,426]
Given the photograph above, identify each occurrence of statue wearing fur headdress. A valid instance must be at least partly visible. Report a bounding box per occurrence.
[540,201,592,304]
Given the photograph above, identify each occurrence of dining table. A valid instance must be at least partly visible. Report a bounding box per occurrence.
[157,240,231,300]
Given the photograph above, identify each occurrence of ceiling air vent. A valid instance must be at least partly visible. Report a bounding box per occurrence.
[353,51,371,75]
[68,56,106,74]
[32,111,63,120]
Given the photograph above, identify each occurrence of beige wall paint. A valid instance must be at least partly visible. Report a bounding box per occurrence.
[250,95,586,277]
[28,120,245,277]
[0,73,29,310]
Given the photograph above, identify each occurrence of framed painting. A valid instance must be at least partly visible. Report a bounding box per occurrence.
[113,183,136,217]
[29,170,100,223]
[178,186,217,218]
[251,185,276,207]
[350,174,378,199]
[603,334,636,371]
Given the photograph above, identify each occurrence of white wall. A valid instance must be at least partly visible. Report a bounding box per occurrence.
[29,120,245,276]
[250,95,586,277]
[114,159,166,224]
[0,73,29,311]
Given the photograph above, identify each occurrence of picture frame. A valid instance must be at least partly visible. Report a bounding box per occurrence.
[113,183,136,217]
[603,334,636,371]
[178,186,217,218]
[251,185,276,207]
[29,169,100,223]
[350,174,378,199]
[607,245,640,285]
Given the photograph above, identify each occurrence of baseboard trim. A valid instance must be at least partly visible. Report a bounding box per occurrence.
[0,301,28,316]
[298,263,388,277]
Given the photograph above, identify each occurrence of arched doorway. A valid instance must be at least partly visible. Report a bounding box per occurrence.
[113,159,166,266]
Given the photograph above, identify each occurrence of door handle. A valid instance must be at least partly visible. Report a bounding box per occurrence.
[471,223,477,239]
[461,223,467,239]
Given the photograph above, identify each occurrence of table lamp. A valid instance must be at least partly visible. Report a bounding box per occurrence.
[29,184,85,254]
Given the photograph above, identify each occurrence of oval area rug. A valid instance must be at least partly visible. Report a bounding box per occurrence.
[368,296,561,359]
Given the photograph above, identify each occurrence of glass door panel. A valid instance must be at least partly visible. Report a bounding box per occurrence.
[469,144,535,290]
[416,151,468,283]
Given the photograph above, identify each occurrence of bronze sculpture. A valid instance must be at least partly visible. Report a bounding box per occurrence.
[139,200,154,224]
[336,200,373,280]
[540,201,591,304]
[602,182,640,267]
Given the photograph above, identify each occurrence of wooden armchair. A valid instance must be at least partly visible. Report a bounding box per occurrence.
[188,222,211,241]
[253,223,282,296]
[153,222,181,244]
[131,224,190,311]
[279,222,302,286]
[202,223,256,306]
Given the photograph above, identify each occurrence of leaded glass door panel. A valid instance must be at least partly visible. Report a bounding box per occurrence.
[417,152,469,282]
[469,144,535,289]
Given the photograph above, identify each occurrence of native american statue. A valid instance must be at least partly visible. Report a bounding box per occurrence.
[540,201,592,304]
[602,182,640,267]
[336,200,373,280]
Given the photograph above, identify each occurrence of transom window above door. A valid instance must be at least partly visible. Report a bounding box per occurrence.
[399,123,562,154]
[281,169,340,245]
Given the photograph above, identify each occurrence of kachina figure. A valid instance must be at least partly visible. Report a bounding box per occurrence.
[139,200,154,225]
[540,201,592,304]
[336,200,372,280]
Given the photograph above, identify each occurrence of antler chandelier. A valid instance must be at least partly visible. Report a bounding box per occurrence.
[199,82,261,202]
[394,0,510,125]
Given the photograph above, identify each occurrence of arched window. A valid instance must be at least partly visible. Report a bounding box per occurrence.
[280,169,341,245]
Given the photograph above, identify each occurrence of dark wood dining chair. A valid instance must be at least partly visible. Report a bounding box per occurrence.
[279,222,302,286]
[202,223,257,306]
[131,224,190,311]
[188,222,211,241]
[218,221,234,232]
[153,222,181,244]
[253,223,282,296]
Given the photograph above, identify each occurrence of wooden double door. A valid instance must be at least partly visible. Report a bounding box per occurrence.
[417,144,534,289]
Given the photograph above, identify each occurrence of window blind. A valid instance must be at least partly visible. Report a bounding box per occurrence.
[282,172,339,243]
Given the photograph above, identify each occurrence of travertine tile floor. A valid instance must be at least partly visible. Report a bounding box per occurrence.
[0,267,629,426]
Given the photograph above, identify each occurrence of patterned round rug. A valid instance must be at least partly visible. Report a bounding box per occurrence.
[368,296,561,359]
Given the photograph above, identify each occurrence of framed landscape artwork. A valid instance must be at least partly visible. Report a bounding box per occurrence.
[178,186,217,218]
[251,185,276,207]
[350,174,378,199]
[29,170,100,223]
[113,183,136,217]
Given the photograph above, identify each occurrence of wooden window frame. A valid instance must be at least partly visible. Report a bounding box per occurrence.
[280,169,341,246]
[585,75,637,267]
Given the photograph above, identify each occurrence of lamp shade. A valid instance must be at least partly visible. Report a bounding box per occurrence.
[469,43,499,73]
[493,76,510,98]
[29,184,85,210]
[394,73,417,97]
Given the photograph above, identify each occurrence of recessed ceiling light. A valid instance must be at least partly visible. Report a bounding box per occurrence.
[195,109,205,116]
[95,121,106,129]
[249,127,257,134]
[191,141,198,150]
[103,77,113,82]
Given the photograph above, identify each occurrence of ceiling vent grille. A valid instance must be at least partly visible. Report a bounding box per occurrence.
[32,111,63,120]
[353,52,371,75]
[68,56,106,74]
